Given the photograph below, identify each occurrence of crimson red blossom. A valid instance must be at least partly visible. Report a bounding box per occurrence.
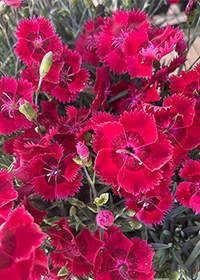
[41,45,90,103]
[145,94,200,169]
[175,159,200,214]
[28,142,82,201]
[124,25,184,78]
[15,17,62,64]
[97,9,150,75]
[93,109,172,196]
[0,206,47,280]
[126,181,173,225]
[75,17,105,67]
[48,218,104,278]
[96,225,155,280]
[0,76,35,135]
[170,64,200,118]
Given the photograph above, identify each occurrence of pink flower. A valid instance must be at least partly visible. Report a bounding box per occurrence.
[175,159,200,214]
[93,109,172,196]
[1,0,22,7]
[15,17,62,64]
[0,76,35,135]
[168,0,179,3]
[0,206,47,280]
[96,226,155,280]
[76,141,89,160]
[96,210,114,230]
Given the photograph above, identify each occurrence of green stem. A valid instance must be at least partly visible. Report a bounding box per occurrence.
[35,76,43,104]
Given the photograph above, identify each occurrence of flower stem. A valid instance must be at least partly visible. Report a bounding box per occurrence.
[35,76,43,105]
[82,165,98,198]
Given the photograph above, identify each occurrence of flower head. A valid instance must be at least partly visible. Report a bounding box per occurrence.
[28,143,82,201]
[42,46,90,103]
[175,159,200,214]
[0,76,35,135]
[1,0,22,7]
[96,226,155,279]
[93,109,172,196]
[0,205,47,279]
[15,17,62,64]
[48,218,103,277]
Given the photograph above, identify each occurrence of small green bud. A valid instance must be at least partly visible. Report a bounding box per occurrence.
[169,271,180,280]
[39,51,53,78]
[73,155,84,166]
[68,197,85,208]
[129,219,142,229]
[35,125,46,134]
[125,209,136,217]
[94,193,109,206]
[19,100,36,120]
[69,206,76,216]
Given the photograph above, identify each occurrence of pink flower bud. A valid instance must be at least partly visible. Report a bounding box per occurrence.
[76,141,89,160]
[96,210,114,230]
[185,0,197,16]
[175,39,187,54]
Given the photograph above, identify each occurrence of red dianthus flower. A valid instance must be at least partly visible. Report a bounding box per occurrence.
[0,76,35,135]
[15,17,62,64]
[28,143,82,201]
[175,159,200,214]
[96,226,155,280]
[93,109,172,196]
[48,218,103,278]
[0,206,47,280]
[41,46,90,103]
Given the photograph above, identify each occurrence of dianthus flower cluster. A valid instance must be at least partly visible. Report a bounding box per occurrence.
[0,4,200,279]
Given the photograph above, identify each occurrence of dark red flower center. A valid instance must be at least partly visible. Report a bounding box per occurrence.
[60,65,76,87]
[137,197,160,212]
[27,31,49,55]
[0,92,21,119]
[41,157,66,186]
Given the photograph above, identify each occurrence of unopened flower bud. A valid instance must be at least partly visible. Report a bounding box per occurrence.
[125,209,136,217]
[169,271,180,280]
[185,0,198,27]
[19,100,36,120]
[129,219,142,229]
[175,39,187,54]
[96,210,114,230]
[185,0,197,16]
[35,125,46,134]
[76,141,92,167]
[39,51,53,78]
